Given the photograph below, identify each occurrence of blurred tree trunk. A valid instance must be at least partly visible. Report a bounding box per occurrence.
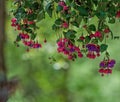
[0,0,8,102]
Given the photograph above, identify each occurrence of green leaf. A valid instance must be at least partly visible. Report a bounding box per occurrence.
[78,6,88,16]
[16,35,21,42]
[91,39,98,44]
[66,0,73,5]
[54,0,59,3]
[71,11,76,17]
[52,24,59,30]
[32,2,40,10]
[31,33,37,40]
[108,18,115,24]
[45,2,54,17]
[96,11,106,19]
[25,29,33,33]
[56,5,63,12]
[85,36,91,44]
[37,10,45,21]
[100,44,108,53]
[27,14,37,21]
[71,21,79,27]
[55,18,63,26]
[63,30,77,39]
[88,24,96,31]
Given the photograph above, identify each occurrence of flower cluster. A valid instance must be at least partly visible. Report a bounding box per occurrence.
[57,38,83,60]
[10,0,119,75]
[19,32,29,39]
[11,18,41,50]
[86,44,100,59]
[23,40,42,48]
[11,18,21,30]
[98,59,116,76]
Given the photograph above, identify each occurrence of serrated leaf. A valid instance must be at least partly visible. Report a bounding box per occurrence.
[37,10,45,21]
[45,2,54,17]
[100,44,108,53]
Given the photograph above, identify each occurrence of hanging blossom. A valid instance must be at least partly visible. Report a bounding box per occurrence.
[86,43,100,59]
[57,38,83,60]
[98,59,116,76]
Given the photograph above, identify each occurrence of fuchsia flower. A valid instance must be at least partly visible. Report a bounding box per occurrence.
[63,6,69,11]
[57,38,83,60]
[104,28,110,33]
[62,22,69,28]
[19,32,29,39]
[58,1,69,12]
[58,1,66,7]
[98,59,116,76]
[116,10,120,18]
[11,18,17,23]
[79,36,85,40]
[23,40,42,48]
[90,34,95,38]
[28,21,35,25]
[86,43,100,59]
[11,18,17,27]
[94,31,102,38]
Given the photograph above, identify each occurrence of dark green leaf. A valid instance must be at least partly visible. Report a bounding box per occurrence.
[55,18,63,26]
[100,44,108,53]
[78,6,88,16]
[16,35,21,42]
[88,24,96,31]
[63,30,77,39]
[71,21,79,27]
[85,36,91,44]
[31,34,37,40]
[52,24,59,30]
[56,5,63,12]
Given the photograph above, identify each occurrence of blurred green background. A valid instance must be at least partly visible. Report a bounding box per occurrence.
[5,1,120,102]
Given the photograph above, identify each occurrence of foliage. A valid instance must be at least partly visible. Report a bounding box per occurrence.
[10,0,120,75]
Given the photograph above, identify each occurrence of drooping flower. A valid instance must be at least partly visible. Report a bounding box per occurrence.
[104,28,110,33]
[86,43,100,59]
[94,31,102,38]
[58,1,66,7]
[57,38,83,60]
[62,22,69,28]
[98,59,116,76]
[116,10,120,18]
